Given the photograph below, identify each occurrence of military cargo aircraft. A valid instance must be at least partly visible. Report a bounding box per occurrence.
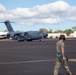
[4,20,48,41]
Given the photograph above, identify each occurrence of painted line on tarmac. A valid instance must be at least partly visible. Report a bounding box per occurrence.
[0,59,76,65]
[68,59,76,62]
[0,59,55,65]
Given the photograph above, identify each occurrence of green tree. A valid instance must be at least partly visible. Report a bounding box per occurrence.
[39,28,48,33]
[2,30,8,32]
[54,30,63,33]
[72,26,76,31]
[63,29,73,36]
[48,29,52,33]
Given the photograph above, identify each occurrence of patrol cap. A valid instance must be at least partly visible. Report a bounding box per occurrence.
[59,35,66,40]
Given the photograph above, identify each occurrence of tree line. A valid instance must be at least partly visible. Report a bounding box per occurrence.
[39,26,76,36]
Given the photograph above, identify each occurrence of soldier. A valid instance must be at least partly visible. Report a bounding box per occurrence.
[54,35,74,75]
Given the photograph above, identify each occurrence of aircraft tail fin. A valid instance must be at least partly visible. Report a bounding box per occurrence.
[4,20,14,32]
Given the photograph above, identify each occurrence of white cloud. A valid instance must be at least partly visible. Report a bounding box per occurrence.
[0,1,76,25]
[0,4,6,12]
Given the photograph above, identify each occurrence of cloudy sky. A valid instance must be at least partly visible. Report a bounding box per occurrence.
[0,0,76,32]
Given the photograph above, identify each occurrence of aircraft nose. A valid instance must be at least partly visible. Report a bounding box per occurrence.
[46,33,48,36]
[43,33,48,38]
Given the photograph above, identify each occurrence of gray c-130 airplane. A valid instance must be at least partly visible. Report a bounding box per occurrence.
[4,20,48,41]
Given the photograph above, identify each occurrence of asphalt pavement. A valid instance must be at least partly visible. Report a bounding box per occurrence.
[0,39,76,75]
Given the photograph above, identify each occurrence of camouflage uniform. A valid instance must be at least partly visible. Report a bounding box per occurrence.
[54,56,72,75]
[54,40,72,75]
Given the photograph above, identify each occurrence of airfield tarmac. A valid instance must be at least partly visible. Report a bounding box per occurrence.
[0,39,76,75]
